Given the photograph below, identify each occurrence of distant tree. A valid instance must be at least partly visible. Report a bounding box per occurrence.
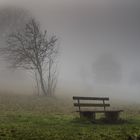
[129,69,140,86]
[1,18,58,96]
[0,7,29,39]
[93,53,122,84]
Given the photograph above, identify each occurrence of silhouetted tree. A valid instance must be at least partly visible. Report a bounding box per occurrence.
[93,53,122,84]
[129,69,140,86]
[1,18,58,96]
[0,7,29,40]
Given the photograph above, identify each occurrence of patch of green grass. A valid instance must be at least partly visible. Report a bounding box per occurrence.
[0,93,139,139]
[0,114,140,140]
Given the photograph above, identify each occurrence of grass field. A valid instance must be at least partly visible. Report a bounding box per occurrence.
[0,93,140,140]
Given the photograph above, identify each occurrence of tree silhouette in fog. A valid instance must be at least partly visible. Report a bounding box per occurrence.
[0,15,58,96]
[93,53,122,84]
[129,69,140,86]
[0,7,29,40]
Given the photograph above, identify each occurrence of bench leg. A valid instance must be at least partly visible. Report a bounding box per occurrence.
[104,112,120,122]
[80,112,96,121]
[93,113,96,121]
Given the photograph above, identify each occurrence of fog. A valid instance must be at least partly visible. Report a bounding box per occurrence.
[0,0,140,102]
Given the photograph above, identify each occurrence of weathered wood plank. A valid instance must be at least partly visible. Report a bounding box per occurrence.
[76,110,123,113]
[73,96,109,100]
[74,103,110,107]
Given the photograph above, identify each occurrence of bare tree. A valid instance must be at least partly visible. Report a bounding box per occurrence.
[1,18,58,96]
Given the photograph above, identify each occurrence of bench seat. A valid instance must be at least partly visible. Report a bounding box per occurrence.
[76,110,123,113]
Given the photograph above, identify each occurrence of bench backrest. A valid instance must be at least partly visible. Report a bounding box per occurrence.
[73,96,110,111]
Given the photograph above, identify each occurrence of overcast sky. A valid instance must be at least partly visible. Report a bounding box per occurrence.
[0,0,140,101]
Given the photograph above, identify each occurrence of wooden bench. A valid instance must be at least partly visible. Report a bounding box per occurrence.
[73,96,123,122]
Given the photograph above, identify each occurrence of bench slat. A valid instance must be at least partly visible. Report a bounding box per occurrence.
[73,96,109,100]
[76,110,123,113]
[74,103,110,107]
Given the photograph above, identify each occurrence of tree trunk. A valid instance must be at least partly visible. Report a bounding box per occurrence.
[35,70,40,96]
[47,59,52,96]
[38,69,47,96]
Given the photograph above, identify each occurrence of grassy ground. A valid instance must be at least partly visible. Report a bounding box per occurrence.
[0,93,139,140]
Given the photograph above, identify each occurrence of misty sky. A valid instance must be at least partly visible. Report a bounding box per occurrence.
[0,0,140,101]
